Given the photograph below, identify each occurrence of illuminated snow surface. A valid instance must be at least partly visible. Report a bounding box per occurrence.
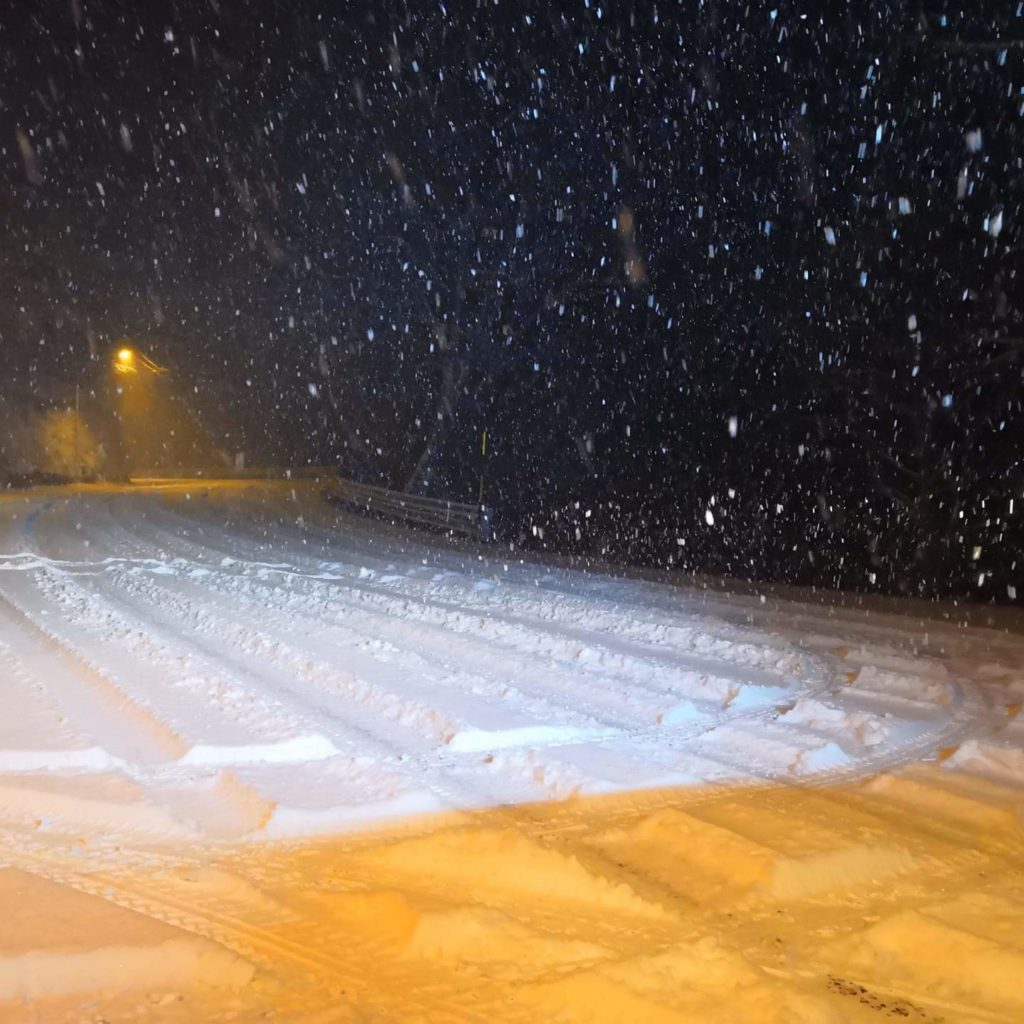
[0,480,1022,1022]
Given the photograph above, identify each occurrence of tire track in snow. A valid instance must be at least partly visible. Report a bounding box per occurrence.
[59,532,856,802]
[132,494,819,673]
[0,584,188,765]
[108,548,978,770]
[114,562,791,735]
[50,554,974,804]
[89,499,826,719]
[3,488,1017,844]
[29,499,831,765]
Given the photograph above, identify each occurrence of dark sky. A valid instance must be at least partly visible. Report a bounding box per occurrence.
[2,1,1023,601]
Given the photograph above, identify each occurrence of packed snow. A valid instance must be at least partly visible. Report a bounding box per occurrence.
[0,478,1017,845]
[0,479,1022,1021]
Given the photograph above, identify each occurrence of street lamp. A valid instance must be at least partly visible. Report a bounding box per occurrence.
[114,347,136,374]
[113,344,167,376]
[65,343,169,482]
[111,341,170,480]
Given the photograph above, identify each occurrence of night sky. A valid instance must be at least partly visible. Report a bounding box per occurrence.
[3,1,1023,602]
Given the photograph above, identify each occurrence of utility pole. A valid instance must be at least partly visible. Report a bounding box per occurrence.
[73,383,80,480]
[478,428,488,504]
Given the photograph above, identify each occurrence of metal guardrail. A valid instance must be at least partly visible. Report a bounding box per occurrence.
[332,477,494,543]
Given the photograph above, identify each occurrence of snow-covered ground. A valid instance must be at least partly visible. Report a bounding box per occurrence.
[1,479,1022,1021]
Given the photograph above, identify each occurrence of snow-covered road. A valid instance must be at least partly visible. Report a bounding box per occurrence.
[3,481,1024,1022]
[0,479,1020,845]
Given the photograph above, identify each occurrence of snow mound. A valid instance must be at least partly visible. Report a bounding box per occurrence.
[945,739,1024,784]
[447,723,617,753]
[359,827,671,919]
[779,698,889,747]
[310,889,610,966]
[701,725,850,775]
[830,909,1024,1012]
[179,733,339,766]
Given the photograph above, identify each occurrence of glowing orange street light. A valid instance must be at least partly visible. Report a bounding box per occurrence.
[112,344,167,376]
[114,347,137,374]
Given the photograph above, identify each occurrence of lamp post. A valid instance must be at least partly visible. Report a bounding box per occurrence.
[110,342,168,479]
[74,382,80,480]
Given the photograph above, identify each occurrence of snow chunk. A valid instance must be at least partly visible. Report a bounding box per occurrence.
[945,739,1024,784]
[780,698,888,747]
